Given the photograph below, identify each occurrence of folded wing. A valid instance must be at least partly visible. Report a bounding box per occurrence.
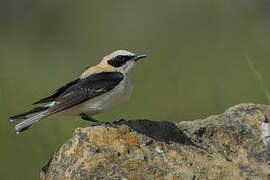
[46,71,124,116]
[33,78,80,105]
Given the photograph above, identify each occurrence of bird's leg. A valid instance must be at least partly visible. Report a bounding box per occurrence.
[81,114,112,126]
[81,114,102,123]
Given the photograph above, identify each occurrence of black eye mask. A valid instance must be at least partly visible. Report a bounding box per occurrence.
[107,55,135,67]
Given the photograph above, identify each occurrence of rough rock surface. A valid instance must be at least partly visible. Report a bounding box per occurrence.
[41,103,270,180]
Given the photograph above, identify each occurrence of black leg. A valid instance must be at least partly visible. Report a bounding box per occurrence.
[81,114,113,126]
[81,114,101,123]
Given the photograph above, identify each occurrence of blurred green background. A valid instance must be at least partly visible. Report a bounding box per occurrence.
[1,0,270,179]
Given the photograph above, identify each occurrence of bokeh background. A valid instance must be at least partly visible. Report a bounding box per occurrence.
[1,0,270,179]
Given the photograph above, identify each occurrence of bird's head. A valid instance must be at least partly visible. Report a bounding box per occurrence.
[101,50,146,74]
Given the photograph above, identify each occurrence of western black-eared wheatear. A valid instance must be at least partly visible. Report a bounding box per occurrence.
[9,50,146,134]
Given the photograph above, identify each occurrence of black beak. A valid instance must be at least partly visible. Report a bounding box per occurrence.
[134,54,147,62]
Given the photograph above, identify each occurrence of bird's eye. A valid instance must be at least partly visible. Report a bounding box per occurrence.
[107,55,134,67]
[116,55,133,62]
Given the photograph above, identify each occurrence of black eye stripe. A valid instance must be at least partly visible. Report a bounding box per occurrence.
[107,55,135,67]
[116,55,133,61]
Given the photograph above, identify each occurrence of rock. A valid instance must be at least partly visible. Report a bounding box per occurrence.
[41,103,270,180]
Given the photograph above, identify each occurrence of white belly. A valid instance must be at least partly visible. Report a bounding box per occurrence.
[60,78,133,116]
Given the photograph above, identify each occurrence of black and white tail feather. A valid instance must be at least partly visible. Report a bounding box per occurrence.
[9,103,53,134]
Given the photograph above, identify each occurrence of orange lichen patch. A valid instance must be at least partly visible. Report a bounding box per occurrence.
[118,125,140,149]
[123,133,139,149]
[118,125,130,134]
[88,127,117,147]
[111,140,128,154]
[83,154,106,172]
[87,126,139,153]
[74,142,86,158]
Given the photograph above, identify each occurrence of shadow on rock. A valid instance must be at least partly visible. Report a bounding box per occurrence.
[115,119,198,147]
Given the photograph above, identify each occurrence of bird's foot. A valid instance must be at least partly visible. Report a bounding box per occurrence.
[81,114,122,128]
[81,114,101,123]
[95,121,119,128]
[111,119,126,126]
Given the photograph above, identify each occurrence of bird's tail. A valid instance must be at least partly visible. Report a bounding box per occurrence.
[14,109,49,134]
[9,106,49,122]
[9,105,51,134]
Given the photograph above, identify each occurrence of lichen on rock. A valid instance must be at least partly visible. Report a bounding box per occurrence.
[41,103,270,180]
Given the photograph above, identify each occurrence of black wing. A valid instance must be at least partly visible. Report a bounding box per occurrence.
[34,66,94,105]
[46,71,124,115]
[33,78,80,105]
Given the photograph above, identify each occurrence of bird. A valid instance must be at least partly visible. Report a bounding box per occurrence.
[9,50,147,134]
